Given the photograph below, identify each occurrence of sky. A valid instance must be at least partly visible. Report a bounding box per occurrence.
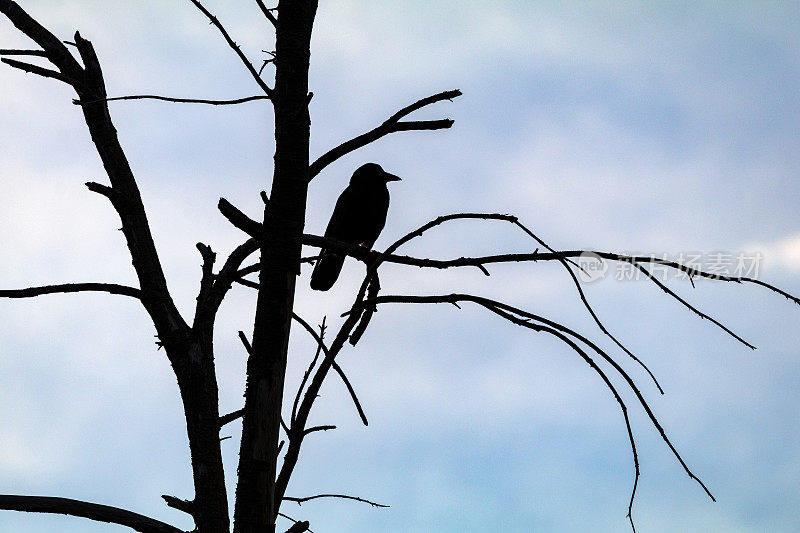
[1,1,800,532]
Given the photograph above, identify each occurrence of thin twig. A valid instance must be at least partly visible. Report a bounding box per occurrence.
[631,261,754,349]
[303,425,336,436]
[255,0,278,27]
[74,94,270,106]
[188,0,273,96]
[283,493,388,508]
[349,273,380,346]
[292,317,326,424]
[275,297,367,507]
[513,219,665,394]
[238,331,254,354]
[291,313,368,426]
[364,293,717,514]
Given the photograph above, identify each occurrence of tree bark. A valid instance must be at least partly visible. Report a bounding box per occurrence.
[233,2,318,533]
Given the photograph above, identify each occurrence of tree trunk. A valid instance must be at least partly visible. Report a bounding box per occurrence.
[233,3,318,532]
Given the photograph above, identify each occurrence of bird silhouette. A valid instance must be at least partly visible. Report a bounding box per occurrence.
[310,163,401,291]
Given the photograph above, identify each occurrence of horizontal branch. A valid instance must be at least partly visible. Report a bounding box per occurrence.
[85,180,119,202]
[74,94,271,106]
[283,493,388,508]
[391,119,453,131]
[0,495,183,533]
[160,494,194,517]
[302,228,799,352]
[302,233,800,304]
[219,408,245,427]
[0,283,141,299]
[0,48,47,56]
[302,425,336,436]
[308,89,461,181]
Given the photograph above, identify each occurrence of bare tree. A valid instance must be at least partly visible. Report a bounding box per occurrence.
[1,2,797,533]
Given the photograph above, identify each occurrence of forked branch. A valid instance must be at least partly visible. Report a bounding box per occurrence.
[308,89,461,181]
[255,0,278,27]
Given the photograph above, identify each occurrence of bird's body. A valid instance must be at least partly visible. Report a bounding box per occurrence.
[311,163,401,291]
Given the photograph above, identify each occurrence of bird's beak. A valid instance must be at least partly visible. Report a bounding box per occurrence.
[384,172,401,182]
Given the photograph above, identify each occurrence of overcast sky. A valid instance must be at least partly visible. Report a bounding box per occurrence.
[2,2,800,532]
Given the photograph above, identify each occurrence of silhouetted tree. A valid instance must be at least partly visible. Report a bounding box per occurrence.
[1,2,797,532]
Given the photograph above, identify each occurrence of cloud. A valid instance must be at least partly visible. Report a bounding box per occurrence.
[2,2,800,532]
[749,232,800,273]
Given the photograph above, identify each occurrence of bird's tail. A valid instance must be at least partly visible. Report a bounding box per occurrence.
[310,250,346,291]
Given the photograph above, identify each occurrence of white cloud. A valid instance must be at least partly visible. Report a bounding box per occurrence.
[750,232,800,273]
[2,2,800,532]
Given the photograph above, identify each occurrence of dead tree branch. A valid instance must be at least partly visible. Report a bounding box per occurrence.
[0,47,46,56]
[188,0,273,97]
[0,3,231,529]
[511,219,665,393]
[0,495,183,533]
[274,298,365,511]
[303,425,336,435]
[255,0,278,27]
[291,317,326,424]
[74,94,271,106]
[301,236,800,309]
[308,89,461,181]
[219,408,245,427]
[280,515,311,533]
[0,283,141,299]
[218,198,263,238]
[631,261,754,349]
[283,493,388,508]
[359,292,719,525]
[161,494,195,517]
[292,313,368,426]
[0,56,76,84]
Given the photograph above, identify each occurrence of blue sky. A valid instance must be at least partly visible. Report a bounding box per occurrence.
[1,1,800,532]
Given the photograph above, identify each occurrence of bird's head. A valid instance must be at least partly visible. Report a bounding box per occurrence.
[351,163,402,186]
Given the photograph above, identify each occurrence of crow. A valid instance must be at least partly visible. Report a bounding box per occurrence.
[310,163,401,291]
